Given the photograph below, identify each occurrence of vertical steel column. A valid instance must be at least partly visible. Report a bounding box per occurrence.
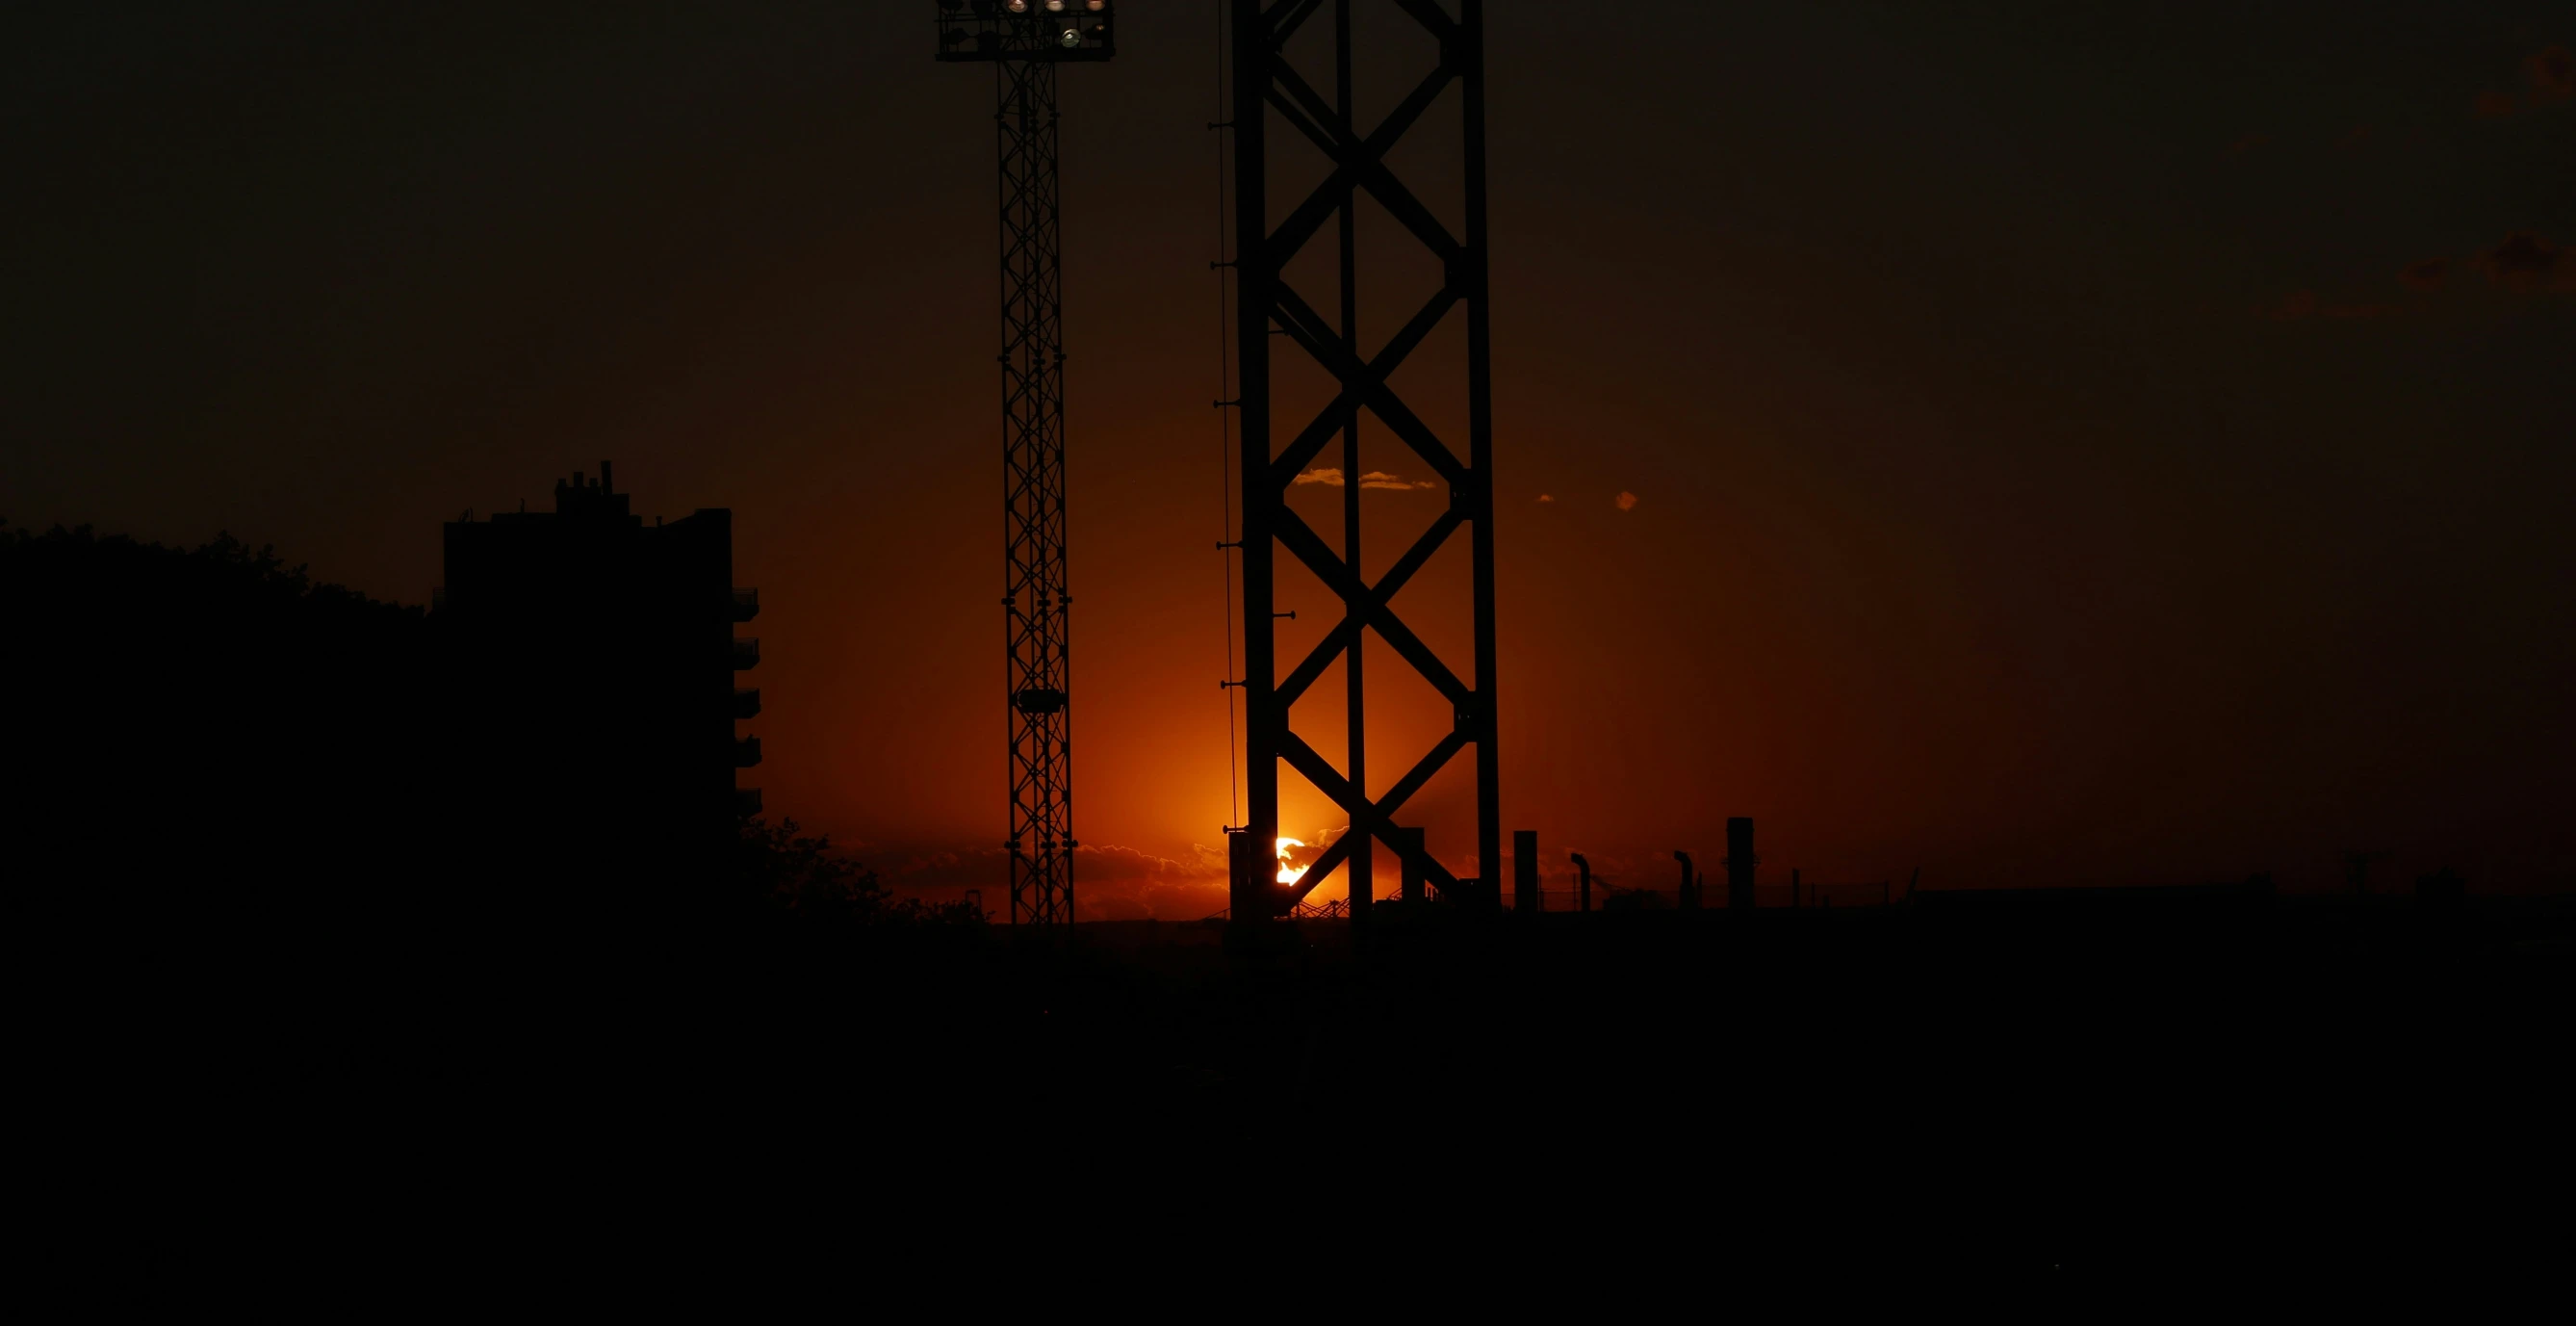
[999,58,1073,926]
[1462,0,1501,916]
[1336,0,1369,923]
[1229,0,1276,924]
[1230,0,1499,920]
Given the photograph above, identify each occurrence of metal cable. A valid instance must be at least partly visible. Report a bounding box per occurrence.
[1216,0,1240,829]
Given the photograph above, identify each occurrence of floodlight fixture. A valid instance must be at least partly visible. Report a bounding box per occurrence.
[935,0,1113,62]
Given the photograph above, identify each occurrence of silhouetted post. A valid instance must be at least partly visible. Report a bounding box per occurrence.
[1399,826,1427,903]
[1676,851,1698,911]
[1228,829,1261,921]
[1726,818,1755,910]
[1572,853,1591,913]
[1514,830,1538,914]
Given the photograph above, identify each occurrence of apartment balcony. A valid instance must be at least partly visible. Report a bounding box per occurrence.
[732,637,760,670]
[735,788,763,818]
[733,687,762,720]
[732,587,760,623]
[734,736,762,768]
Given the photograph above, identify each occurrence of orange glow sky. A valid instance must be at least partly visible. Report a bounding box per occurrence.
[5,4,2571,913]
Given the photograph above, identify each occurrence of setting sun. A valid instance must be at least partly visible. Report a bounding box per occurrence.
[1275,838,1306,887]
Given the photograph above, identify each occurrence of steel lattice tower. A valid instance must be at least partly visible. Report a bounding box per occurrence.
[938,4,1116,925]
[1228,0,1500,921]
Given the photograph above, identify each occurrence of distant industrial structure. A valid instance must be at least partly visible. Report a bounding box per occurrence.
[437,462,760,900]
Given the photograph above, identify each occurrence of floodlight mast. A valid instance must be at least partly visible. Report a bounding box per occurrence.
[936,2,1115,925]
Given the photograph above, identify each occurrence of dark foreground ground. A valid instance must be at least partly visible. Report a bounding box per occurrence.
[37,887,2571,1282]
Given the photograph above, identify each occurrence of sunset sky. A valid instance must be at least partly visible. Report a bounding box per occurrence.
[6,3,2570,914]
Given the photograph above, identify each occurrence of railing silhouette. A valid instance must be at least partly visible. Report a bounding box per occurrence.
[1204,882,1901,921]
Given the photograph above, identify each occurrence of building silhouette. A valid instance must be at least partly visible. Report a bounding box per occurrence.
[436,463,759,910]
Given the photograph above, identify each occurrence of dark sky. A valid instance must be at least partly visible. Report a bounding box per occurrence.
[6,3,2570,911]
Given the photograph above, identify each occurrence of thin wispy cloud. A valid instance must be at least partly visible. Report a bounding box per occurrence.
[1297,467,1436,490]
[1536,494,1555,504]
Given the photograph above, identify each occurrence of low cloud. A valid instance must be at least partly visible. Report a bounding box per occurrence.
[1615,491,1639,512]
[878,841,1229,922]
[2399,259,2451,292]
[2476,231,2570,292]
[2530,44,2574,104]
[1536,494,1555,504]
[1294,468,1344,486]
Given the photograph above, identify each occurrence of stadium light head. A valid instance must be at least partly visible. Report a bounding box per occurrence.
[937,0,1114,63]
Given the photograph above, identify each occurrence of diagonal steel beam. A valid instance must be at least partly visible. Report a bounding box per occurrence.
[1267,0,1329,45]
[1268,60,1463,266]
[1275,506,1461,709]
[1273,283,1464,483]
[1278,726,1471,906]
[1268,285,1461,488]
[1390,0,1459,42]
[1275,507,1472,705]
[1263,62,1456,268]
